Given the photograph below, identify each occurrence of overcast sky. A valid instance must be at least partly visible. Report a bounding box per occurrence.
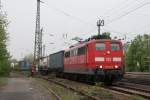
[2,0,150,60]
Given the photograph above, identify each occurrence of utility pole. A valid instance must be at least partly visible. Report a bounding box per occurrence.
[34,0,43,67]
[0,0,1,9]
[43,44,45,57]
[97,19,104,35]
[0,0,2,12]
[40,28,43,58]
[148,33,150,72]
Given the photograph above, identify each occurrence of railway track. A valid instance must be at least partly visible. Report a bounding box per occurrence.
[121,78,150,86]
[107,86,150,100]
[39,76,100,100]
[108,82,150,99]
[38,74,150,100]
[107,86,150,99]
[126,72,150,75]
[108,72,150,99]
[38,81,62,100]
[123,72,150,86]
[115,82,150,94]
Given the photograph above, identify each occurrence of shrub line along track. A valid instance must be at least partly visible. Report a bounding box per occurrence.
[38,76,100,100]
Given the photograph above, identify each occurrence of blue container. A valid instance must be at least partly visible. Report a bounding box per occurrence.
[19,60,30,70]
[49,50,64,72]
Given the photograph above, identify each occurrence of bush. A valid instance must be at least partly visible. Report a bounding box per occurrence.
[0,60,10,77]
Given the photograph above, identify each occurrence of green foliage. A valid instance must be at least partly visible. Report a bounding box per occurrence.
[0,12,10,76]
[125,34,150,72]
[102,32,110,36]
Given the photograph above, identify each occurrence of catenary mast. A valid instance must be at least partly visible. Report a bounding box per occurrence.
[34,0,42,67]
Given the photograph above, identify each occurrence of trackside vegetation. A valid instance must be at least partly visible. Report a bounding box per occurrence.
[125,34,150,72]
[0,10,10,76]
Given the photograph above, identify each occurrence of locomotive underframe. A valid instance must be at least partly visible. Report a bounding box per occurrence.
[95,68,123,82]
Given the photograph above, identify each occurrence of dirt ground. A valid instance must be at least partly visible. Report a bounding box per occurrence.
[0,77,57,100]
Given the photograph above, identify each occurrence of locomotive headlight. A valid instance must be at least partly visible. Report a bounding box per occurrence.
[113,57,121,62]
[107,51,111,54]
[99,65,103,69]
[115,65,119,69]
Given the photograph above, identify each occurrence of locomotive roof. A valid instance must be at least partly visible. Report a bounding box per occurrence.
[65,39,121,51]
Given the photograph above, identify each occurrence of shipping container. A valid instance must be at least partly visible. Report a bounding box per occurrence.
[49,51,64,72]
[19,60,30,70]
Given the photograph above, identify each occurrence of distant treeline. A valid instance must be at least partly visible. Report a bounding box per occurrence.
[0,11,10,76]
[125,34,150,72]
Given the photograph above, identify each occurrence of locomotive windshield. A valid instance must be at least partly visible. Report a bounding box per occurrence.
[95,43,105,50]
[110,43,120,51]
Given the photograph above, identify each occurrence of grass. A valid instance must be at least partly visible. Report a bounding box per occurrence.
[47,77,114,100]
[11,70,30,77]
[47,77,135,100]
[132,95,145,100]
[50,83,83,100]
[21,71,30,77]
[35,78,86,100]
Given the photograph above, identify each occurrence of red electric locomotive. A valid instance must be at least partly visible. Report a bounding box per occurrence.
[39,34,124,84]
[64,35,124,83]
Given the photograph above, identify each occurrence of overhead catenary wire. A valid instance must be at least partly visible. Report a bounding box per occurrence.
[101,0,150,37]
[43,2,100,43]
[104,0,132,17]
[41,1,150,55]
[44,2,94,27]
[102,0,144,23]
[108,1,150,24]
[42,0,150,42]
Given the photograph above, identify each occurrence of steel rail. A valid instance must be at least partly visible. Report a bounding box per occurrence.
[37,80,62,100]
[39,76,100,100]
[107,85,150,99]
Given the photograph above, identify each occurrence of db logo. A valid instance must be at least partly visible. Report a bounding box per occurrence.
[106,58,111,62]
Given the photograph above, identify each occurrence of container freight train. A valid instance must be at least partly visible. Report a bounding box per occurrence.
[39,35,124,84]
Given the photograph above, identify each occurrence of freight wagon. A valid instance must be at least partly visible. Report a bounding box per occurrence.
[39,51,64,75]
[49,51,64,72]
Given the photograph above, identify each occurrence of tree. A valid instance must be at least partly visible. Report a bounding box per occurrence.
[0,11,10,76]
[125,34,150,72]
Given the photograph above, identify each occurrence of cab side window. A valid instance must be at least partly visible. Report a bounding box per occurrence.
[78,46,86,55]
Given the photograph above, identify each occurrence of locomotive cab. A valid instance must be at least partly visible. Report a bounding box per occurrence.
[93,39,124,83]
